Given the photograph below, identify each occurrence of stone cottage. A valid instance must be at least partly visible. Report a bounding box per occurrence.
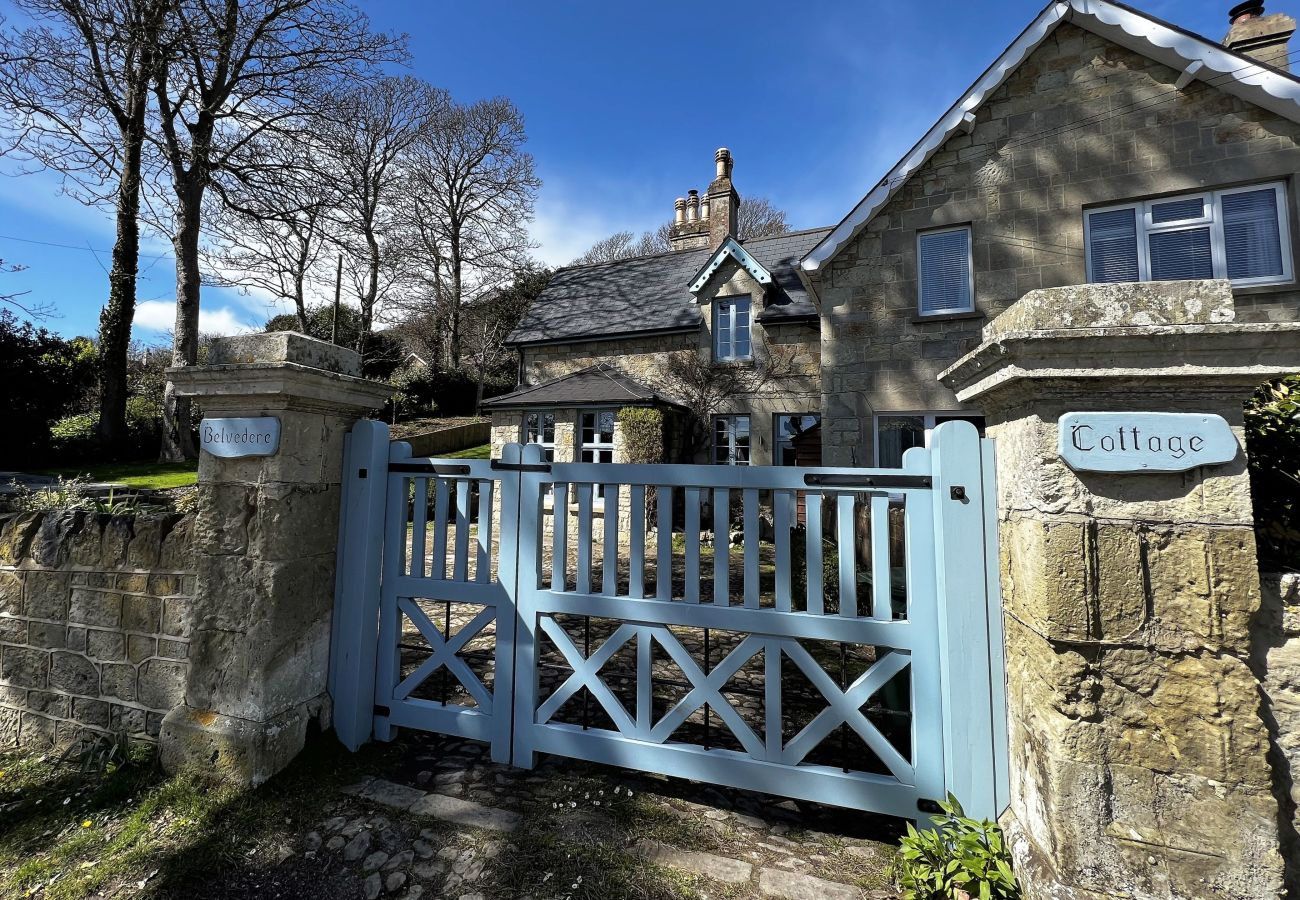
[491,0,1300,472]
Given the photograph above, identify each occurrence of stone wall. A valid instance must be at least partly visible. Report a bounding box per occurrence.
[0,511,195,748]
[815,21,1300,466]
[1260,570,1300,897]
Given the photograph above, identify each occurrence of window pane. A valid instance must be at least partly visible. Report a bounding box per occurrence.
[1087,208,1140,282]
[1149,228,1214,280]
[877,415,925,468]
[918,229,972,313]
[1151,196,1205,224]
[1222,188,1284,280]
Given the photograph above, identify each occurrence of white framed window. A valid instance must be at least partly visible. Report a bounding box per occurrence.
[1085,182,1293,287]
[874,412,985,468]
[774,414,819,466]
[580,409,615,465]
[713,295,753,361]
[522,411,555,462]
[713,415,750,465]
[917,225,974,315]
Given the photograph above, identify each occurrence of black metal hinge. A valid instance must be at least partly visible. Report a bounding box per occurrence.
[490,460,553,473]
[374,704,391,718]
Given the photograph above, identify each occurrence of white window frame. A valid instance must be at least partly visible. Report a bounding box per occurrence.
[916,224,975,316]
[873,412,985,468]
[713,414,751,466]
[521,410,556,462]
[713,294,754,362]
[1085,181,1293,288]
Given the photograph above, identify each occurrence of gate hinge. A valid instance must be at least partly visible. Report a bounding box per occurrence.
[490,460,552,473]
[374,704,391,718]
[950,485,967,501]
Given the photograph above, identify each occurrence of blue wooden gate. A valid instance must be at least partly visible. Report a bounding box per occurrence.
[329,420,1008,821]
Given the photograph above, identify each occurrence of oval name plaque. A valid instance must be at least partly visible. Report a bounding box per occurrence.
[200,417,281,459]
[1058,412,1237,473]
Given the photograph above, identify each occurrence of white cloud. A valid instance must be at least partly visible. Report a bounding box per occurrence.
[529,174,667,268]
[133,300,257,338]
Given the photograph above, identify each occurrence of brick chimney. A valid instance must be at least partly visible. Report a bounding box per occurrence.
[1225,2,1296,70]
[668,147,741,251]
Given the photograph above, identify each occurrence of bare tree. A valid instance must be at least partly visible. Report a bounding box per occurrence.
[0,0,174,451]
[0,258,55,320]
[204,130,340,332]
[571,195,791,265]
[457,266,549,408]
[329,76,445,355]
[151,0,404,461]
[405,96,539,369]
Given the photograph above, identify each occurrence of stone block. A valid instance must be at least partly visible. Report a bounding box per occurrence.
[206,331,361,375]
[159,517,194,571]
[100,663,137,703]
[137,659,187,711]
[161,597,192,638]
[125,517,166,570]
[0,706,17,747]
[0,513,41,565]
[116,573,149,593]
[68,589,122,628]
[110,704,146,736]
[24,570,70,619]
[27,690,69,718]
[0,571,22,616]
[127,634,156,663]
[31,511,84,567]
[249,483,341,561]
[192,484,254,555]
[66,626,86,653]
[19,711,56,748]
[101,518,132,568]
[1,645,48,688]
[86,630,126,661]
[159,700,323,787]
[72,698,111,729]
[157,639,188,660]
[28,621,67,650]
[147,574,182,596]
[48,652,98,696]
[122,594,161,633]
[0,616,24,643]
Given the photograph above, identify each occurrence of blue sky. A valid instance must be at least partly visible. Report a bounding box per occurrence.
[0,0,1233,341]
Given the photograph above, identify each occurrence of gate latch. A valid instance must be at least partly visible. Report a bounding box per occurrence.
[490,460,552,473]
[950,485,967,501]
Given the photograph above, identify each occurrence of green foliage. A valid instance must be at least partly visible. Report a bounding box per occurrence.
[9,476,94,513]
[896,794,1019,900]
[0,310,97,468]
[616,408,664,464]
[386,366,506,420]
[1245,376,1300,569]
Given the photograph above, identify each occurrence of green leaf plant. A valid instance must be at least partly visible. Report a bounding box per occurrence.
[895,793,1020,900]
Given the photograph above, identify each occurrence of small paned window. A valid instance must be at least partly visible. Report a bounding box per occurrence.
[775,414,820,466]
[713,415,751,465]
[713,296,753,361]
[875,413,985,468]
[522,411,556,462]
[917,226,974,315]
[579,410,615,465]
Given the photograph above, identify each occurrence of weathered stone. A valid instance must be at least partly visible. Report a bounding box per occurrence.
[127,635,157,663]
[362,872,381,900]
[68,589,122,628]
[757,868,859,900]
[0,616,25,644]
[100,663,137,702]
[1,645,49,688]
[359,779,425,811]
[25,570,70,620]
[0,571,22,616]
[343,830,373,862]
[86,630,125,661]
[48,651,98,695]
[121,594,161,633]
[157,639,187,660]
[384,872,406,894]
[161,597,192,638]
[408,794,522,832]
[137,659,187,710]
[73,698,111,729]
[27,690,69,718]
[989,280,1234,334]
[27,621,66,650]
[362,850,389,872]
[634,840,752,884]
[0,513,41,564]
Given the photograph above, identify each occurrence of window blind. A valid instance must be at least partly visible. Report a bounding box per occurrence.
[918,228,972,313]
[1222,188,1284,281]
[1087,208,1140,283]
[1148,228,1214,281]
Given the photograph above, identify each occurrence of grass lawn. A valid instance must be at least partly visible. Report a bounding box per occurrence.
[34,461,198,490]
[444,443,490,459]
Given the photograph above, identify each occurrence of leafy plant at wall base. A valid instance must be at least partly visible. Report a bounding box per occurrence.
[1245,375,1300,570]
[895,794,1019,900]
[9,476,94,513]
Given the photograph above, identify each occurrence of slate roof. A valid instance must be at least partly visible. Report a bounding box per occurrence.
[480,363,684,410]
[507,226,831,346]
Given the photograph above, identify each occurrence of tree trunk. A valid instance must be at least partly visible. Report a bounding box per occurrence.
[159,177,203,462]
[95,122,146,456]
[449,238,462,369]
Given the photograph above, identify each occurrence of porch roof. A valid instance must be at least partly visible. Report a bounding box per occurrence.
[481,364,685,411]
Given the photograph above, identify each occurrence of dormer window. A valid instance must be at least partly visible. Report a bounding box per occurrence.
[714,295,752,361]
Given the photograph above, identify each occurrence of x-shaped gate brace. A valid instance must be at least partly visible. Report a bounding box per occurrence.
[533,615,914,780]
[395,597,496,711]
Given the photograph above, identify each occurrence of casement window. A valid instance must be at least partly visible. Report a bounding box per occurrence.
[579,410,615,465]
[917,226,974,315]
[774,414,820,466]
[522,411,556,462]
[713,415,751,465]
[713,295,753,361]
[874,412,985,468]
[1086,182,1293,287]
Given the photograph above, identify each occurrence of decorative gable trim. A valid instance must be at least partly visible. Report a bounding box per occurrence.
[802,0,1300,274]
[689,236,773,296]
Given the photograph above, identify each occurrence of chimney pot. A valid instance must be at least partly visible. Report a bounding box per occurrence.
[1230,1,1266,23]
[700,196,710,220]
[686,190,700,223]
[715,147,732,179]
[674,197,686,225]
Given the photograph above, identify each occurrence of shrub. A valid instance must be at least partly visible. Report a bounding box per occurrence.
[616,408,664,464]
[1245,376,1300,570]
[388,366,483,419]
[896,794,1019,900]
[0,310,96,467]
[9,476,94,513]
[49,413,99,460]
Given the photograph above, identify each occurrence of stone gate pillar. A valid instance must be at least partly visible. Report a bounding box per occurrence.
[940,281,1300,900]
[158,333,391,786]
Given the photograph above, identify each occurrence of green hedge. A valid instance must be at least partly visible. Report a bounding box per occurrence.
[1246,375,1300,570]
